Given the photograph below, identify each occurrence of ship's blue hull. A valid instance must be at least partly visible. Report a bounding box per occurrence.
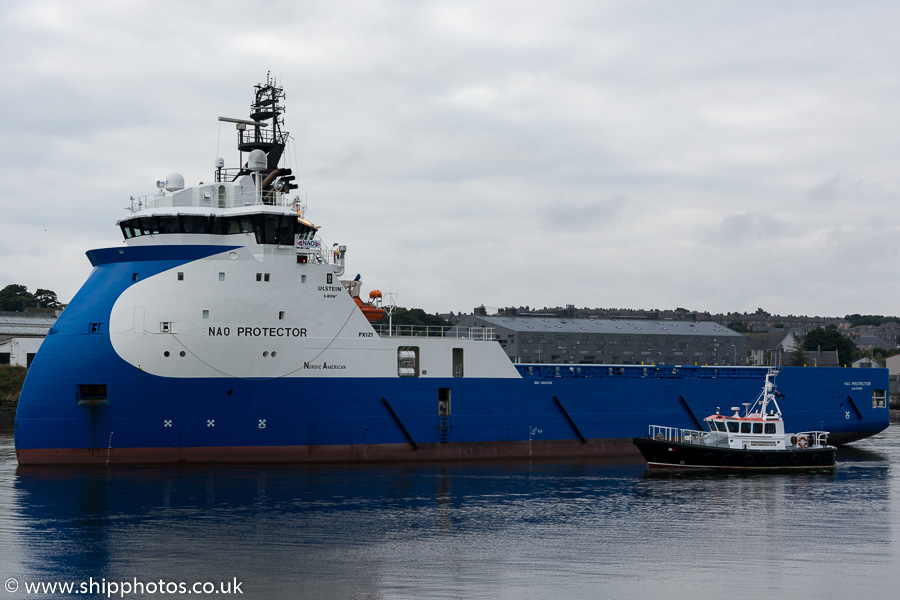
[14,246,890,464]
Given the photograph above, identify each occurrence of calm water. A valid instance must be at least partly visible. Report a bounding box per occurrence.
[1,424,898,600]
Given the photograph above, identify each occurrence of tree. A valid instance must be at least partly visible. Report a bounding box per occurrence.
[727,321,749,333]
[34,289,61,309]
[802,328,858,367]
[372,307,447,329]
[787,344,807,367]
[0,285,62,311]
[845,314,898,327]
[0,284,35,312]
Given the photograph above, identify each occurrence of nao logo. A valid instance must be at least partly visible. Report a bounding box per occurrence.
[845,411,851,420]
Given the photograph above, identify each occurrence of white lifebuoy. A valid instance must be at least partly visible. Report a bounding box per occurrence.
[796,435,809,448]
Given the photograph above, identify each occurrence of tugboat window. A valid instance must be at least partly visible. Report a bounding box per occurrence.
[753,423,763,434]
[726,422,739,433]
[764,423,776,434]
[740,423,751,434]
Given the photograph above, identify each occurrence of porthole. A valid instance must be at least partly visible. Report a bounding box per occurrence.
[179,351,186,357]
[271,351,277,357]
[164,351,170,357]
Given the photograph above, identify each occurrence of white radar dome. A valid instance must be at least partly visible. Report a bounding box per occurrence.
[215,157,225,169]
[247,149,267,171]
[164,172,185,192]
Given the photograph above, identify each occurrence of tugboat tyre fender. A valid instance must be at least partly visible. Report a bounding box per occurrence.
[796,435,808,448]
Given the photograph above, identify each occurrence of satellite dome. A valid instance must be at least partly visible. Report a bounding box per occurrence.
[164,172,185,192]
[247,149,267,171]
[215,157,225,169]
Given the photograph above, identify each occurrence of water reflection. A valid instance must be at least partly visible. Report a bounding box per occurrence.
[2,427,898,600]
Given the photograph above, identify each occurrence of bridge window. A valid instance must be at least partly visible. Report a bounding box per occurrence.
[157,216,179,234]
[181,215,211,234]
[119,214,315,245]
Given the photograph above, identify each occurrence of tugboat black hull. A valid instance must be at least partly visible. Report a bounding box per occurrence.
[632,438,836,469]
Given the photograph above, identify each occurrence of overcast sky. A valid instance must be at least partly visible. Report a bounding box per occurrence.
[1,0,898,318]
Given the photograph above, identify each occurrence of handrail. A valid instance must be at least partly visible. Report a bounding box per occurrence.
[647,425,707,443]
[647,425,832,448]
[794,431,831,447]
[372,325,495,341]
[516,364,769,380]
[128,187,297,212]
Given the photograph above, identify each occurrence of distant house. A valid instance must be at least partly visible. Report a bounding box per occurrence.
[0,311,59,367]
[852,357,879,368]
[799,349,840,368]
[745,332,798,366]
[854,335,881,352]
[886,355,900,408]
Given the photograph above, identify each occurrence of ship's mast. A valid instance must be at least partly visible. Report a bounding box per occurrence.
[217,74,297,194]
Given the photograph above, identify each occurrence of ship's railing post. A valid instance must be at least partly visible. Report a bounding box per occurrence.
[649,425,681,442]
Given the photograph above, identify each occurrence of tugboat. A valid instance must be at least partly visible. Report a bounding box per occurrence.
[633,370,836,469]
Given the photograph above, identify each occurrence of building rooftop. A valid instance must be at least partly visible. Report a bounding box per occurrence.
[466,315,743,338]
[0,311,59,338]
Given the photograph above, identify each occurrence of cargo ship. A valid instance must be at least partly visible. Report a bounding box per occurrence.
[14,77,890,464]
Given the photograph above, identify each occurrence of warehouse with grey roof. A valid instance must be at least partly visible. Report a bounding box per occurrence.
[454,315,746,366]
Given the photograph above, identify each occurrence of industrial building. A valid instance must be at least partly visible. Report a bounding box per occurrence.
[454,315,747,366]
[0,311,59,367]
